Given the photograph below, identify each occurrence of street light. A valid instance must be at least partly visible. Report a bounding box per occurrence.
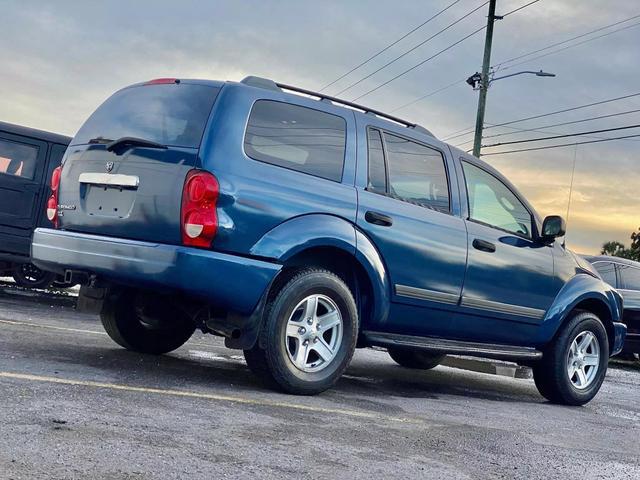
[468,69,556,157]
[491,70,556,83]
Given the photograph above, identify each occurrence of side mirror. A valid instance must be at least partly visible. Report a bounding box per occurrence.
[541,215,566,241]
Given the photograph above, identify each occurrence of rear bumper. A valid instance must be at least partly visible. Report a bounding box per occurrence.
[32,228,281,315]
[612,322,627,356]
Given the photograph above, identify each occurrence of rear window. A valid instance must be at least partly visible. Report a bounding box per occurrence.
[73,83,220,148]
[244,100,346,182]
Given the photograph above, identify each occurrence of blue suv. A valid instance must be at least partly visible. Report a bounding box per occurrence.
[32,76,625,405]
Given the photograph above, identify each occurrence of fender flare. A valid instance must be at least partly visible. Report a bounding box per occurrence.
[250,214,391,324]
[537,273,624,347]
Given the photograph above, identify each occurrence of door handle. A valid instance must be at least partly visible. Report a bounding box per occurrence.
[365,211,393,227]
[472,238,496,253]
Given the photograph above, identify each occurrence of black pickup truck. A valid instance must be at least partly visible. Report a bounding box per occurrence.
[0,121,71,288]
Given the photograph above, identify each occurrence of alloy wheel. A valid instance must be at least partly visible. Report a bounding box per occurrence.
[566,330,600,390]
[285,294,343,373]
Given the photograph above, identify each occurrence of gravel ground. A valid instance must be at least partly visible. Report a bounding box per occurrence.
[0,281,639,480]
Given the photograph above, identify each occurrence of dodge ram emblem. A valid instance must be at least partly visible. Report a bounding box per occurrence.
[105,161,114,173]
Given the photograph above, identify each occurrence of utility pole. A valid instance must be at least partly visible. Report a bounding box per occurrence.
[472,0,498,158]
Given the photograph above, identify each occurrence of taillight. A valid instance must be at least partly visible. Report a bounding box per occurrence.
[181,170,219,247]
[47,166,62,228]
[145,78,180,85]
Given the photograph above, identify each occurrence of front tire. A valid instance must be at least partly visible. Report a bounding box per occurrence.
[388,347,445,370]
[244,269,358,395]
[100,289,196,355]
[533,311,609,406]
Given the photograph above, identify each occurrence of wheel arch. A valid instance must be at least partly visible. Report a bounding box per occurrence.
[540,274,623,353]
[250,214,391,331]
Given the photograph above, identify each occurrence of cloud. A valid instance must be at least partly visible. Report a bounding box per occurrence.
[1,0,638,254]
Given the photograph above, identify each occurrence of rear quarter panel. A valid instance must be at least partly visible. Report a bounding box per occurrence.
[199,83,358,255]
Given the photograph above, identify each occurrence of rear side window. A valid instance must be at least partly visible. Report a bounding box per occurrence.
[593,262,617,287]
[618,264,640,290]
[244,100,346,182]
[73,84,220,148]
[0,138,39,179]
[383,132,450,212]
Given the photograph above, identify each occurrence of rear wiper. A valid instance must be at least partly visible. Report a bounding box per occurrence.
[105,137,168,153]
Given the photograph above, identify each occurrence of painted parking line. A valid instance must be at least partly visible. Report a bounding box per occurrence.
[0,317,106,336]
[0,318,213,349]
[0,371,423,425]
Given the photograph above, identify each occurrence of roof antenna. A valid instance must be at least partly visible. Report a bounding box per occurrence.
[563,142,578,248]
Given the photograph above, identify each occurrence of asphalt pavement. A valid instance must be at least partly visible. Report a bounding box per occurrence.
[0,281,639,480]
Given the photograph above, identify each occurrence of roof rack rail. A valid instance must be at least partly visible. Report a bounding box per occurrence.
[240,76,434,138]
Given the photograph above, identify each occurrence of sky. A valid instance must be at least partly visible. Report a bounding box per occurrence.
[1,0,638,254]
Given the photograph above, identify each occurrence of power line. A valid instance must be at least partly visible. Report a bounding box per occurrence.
[492,12,640,70]
[333,1,489,97]
[351,25,487,102]
[389,78,467,113]
[480,133,640,156]
[453,124,565,146]
[441,123,477,140]
[455,121,640,147]
[452,108,640,145]
[488,92,640,129]
[318,0,463,92]
[502,0,541,17]
[442,91,640,141]
[482,108,640,140]
[496,19,640,73]
[482,123,640,148]
[388,0,544,114]
[441,16,640,142]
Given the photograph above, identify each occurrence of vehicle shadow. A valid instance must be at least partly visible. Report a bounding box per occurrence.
[15,336,544,406]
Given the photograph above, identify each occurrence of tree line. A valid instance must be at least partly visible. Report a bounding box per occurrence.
[601,227,640,261]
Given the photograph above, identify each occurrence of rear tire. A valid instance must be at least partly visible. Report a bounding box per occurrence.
[243,269,358,395]
[100,289,196,355]
[388,347,445,370]
[533,311,608,406]
[12,263,56,289]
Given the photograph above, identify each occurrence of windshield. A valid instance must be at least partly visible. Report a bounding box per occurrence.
[73,83,220,148]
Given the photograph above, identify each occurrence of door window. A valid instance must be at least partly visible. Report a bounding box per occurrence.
[0,138,39,179]
[367,128,386,193]
[383,132,450,212]
[593,262,617,287]
[618,264,640,291]
[463,162,532,238]
[244,100,346,182]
